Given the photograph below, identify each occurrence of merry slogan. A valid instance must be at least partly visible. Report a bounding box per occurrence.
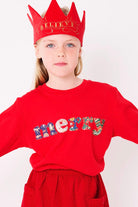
[33,116,105,140]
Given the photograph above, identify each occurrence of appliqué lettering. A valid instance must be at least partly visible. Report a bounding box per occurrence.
[33,116,105,140]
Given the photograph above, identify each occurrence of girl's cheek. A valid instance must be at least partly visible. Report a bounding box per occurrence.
[67,49,77,55]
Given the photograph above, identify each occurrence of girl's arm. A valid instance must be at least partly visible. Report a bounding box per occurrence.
[0,98,25,157]
[111,87,138,143]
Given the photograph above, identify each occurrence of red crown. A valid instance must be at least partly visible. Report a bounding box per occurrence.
[27,0,85,46]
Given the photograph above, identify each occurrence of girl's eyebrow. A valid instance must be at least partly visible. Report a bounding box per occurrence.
[43,39,55,42]
[65,39,77,42]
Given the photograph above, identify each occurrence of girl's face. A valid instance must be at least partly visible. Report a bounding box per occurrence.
[34,34,82,79]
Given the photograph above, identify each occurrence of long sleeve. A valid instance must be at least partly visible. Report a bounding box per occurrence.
[0,97,25,157]
[111,87,138,143]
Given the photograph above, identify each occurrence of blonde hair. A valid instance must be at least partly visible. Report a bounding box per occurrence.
[33,7,83,89]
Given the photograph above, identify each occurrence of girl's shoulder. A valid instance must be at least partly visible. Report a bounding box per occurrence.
[86,79,117,93]
[16,84,45,105]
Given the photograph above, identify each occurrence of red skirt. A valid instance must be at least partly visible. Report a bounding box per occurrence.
[21,169,109,207]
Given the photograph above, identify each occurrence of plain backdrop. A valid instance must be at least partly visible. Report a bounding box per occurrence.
[0,0,138,206]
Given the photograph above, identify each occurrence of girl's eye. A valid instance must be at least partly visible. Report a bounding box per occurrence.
[46,44,55,48]
[67,43,75,48]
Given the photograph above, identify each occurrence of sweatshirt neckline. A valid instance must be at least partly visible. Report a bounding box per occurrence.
[41,79,87,95]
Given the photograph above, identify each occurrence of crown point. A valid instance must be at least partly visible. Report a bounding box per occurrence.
[68,1,80,23]
[44,0,66,21]
[27,5,43,26]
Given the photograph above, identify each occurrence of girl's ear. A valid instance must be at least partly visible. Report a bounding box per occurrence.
[78,47,82,57]
[34,43,41,58]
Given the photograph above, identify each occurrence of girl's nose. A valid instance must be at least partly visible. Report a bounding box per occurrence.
[57,48,65,57]
[58,53,65,57]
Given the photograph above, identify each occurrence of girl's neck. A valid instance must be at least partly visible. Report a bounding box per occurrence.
[46,77,83,90]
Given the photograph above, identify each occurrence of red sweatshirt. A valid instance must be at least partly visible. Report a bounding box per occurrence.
[0,79,138,176]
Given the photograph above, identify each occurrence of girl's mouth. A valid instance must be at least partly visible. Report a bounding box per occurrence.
[54,62,67,66]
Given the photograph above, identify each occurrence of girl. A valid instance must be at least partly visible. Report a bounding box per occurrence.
[0,0,138,206]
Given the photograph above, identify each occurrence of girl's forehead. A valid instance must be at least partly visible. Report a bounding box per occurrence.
[41,34,79,42]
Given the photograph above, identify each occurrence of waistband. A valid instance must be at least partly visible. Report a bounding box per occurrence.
[33,168,99,178]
